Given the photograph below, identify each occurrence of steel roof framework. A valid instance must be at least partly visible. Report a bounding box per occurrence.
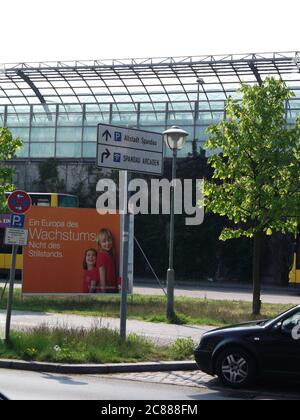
[0,51,300,108]
[0,51,300,159]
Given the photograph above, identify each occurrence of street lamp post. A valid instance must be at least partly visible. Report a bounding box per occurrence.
[163,126,188,321]
[193,78,205,157]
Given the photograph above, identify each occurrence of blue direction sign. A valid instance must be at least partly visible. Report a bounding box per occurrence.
[10,214,25,229]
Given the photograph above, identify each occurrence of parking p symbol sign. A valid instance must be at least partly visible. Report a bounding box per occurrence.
[10,214,25,229]
[114,131,122,142]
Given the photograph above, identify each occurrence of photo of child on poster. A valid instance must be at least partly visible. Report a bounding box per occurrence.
[82,229,121,294]
[96,228,121,294]
[22,207,131,295]
[82,248,99,293]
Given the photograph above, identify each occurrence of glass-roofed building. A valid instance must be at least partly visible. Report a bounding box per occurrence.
[1,51,300,189]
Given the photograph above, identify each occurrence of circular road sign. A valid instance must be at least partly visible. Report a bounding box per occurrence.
[7,190,32,214]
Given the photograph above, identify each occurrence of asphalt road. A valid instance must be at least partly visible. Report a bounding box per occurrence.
[1,368,299,400]
[134,284,300,305]
[1,281,300,305]
[0,369,240,401]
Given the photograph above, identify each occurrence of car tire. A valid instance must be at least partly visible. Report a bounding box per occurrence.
[215,347,256,389]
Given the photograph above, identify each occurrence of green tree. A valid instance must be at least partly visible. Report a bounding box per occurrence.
[0,128,22,212]
[204,78,300,315]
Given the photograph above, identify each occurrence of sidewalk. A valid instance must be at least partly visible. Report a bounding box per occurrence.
[0,309,212,345]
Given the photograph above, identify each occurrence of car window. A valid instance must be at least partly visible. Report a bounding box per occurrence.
[282,312,300,334]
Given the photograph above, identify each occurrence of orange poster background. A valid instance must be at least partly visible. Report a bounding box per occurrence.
[23,207,121,294]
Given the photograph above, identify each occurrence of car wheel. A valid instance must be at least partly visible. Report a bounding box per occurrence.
[215,347,256,389]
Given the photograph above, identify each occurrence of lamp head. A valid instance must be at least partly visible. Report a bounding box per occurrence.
[163,126,189,150]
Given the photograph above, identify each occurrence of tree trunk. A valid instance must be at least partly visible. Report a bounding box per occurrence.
[252,232,263,316]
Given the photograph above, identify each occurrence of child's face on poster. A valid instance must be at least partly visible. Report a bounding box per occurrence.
[100,237,113,252]
[86,250,97,267]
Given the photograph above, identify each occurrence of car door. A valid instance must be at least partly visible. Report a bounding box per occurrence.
[258,310,300,376]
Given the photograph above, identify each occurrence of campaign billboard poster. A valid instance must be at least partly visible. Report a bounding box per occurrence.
[22,207,133,295]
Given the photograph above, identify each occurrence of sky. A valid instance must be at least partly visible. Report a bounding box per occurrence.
[0,0,299,63]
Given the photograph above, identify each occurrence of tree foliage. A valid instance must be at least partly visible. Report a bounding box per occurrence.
[0,128,22,212]
[204,78,300,241]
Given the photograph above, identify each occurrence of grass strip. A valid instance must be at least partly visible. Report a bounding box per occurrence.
[0,288,293,327]
[0,326,195,364]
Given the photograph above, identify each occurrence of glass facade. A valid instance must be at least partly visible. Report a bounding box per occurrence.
[0,52,300,159]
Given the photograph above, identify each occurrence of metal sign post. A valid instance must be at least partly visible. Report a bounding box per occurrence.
[3,191,31,343]
[96,125,163,340]
[4,245,18,343]
[4,228,29,343]
[120,171,130,340]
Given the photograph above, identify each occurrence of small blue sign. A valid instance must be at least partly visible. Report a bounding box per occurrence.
[114,132,122,142]
[10,214,25,229]
[113,153,122,163]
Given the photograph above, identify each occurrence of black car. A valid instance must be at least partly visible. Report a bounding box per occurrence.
[194,305,300,389]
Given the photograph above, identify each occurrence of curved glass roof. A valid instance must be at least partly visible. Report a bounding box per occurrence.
[1,51,300,108]
[1,52,300,160]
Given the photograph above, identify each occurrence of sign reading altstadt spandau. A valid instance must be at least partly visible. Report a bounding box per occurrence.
[97,124,164,175]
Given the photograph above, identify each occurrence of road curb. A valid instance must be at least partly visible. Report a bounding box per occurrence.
[0,359,197,374]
